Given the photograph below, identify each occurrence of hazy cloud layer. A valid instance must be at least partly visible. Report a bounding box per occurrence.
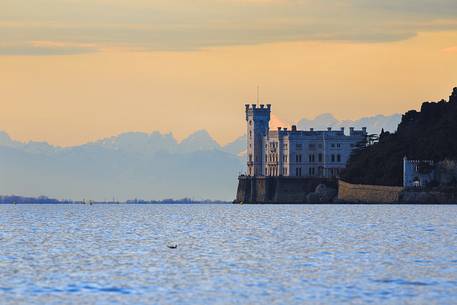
[1,0,457,55]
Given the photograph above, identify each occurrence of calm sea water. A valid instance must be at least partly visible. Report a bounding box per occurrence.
[1,204,457,305]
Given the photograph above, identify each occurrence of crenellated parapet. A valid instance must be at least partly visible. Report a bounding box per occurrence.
[404,159,434,164]
[349,127,367,136]
[403,157,435,188]
[245,103,271,121]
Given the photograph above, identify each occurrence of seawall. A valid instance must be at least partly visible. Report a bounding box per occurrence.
[234,176,337,204]
[337,180,403,203]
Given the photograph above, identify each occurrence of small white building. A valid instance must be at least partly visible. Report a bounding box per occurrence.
[245,104,367,178]
[403,157,435,187]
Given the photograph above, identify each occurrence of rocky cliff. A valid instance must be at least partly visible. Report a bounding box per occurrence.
[235,176,337,204]
[341,87,457,187]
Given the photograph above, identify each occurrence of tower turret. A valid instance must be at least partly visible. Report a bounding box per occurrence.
[245,104,271,176]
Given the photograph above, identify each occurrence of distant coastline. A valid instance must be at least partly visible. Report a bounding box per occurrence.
[0,195,229,205]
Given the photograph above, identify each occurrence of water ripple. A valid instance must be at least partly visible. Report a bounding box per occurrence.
[0,204,456,304]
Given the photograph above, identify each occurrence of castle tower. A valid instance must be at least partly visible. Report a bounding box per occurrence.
[245,104,271,176]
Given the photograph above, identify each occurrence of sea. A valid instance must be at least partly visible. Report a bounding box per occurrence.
[1,204,457,305]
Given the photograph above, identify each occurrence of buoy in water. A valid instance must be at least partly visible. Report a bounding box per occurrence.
[167,244,178,249]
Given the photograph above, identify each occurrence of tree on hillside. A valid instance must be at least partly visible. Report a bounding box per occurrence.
[341,87,457,186]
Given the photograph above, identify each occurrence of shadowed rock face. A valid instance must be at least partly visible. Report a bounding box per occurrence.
[450,87,457,103]
[341,87,457,187]
[436,160,457,186]
[235,177,337,204]
[306,184,337,203]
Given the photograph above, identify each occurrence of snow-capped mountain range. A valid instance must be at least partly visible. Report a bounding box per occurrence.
[0,113,400,201]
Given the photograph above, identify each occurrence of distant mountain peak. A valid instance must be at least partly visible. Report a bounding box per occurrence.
[314,113,337,120]
[179,129,220,152]
[0,131,13,146]
[89,130,178,154]
[182,129,212,139]
[297,113,401,134]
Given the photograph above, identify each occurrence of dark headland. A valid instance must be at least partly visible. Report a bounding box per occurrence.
[235,87,457,204]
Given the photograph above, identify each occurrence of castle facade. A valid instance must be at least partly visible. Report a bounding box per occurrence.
[245,104,367,178]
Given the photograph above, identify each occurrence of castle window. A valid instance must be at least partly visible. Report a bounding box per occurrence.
[295,167,302,176]
[331,154,335,162]
[249,154,252,162]
[318,153,323,162]
[337,143,341,148]
[337,154,341,162]
[331,144,335,148]
[249,131,252,137]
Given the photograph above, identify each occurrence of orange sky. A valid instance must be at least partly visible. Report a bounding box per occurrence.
[1,1,457,146]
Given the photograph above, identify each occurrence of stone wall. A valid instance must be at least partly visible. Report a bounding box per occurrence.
[235,176,337,204]
[400,190,457,204]
[338,180,403,203]
[236,177,457,204]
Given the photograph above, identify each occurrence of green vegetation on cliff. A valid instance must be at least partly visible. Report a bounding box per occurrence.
[341,87,457,186]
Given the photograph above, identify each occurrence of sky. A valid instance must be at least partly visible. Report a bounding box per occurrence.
[1,0,457,146]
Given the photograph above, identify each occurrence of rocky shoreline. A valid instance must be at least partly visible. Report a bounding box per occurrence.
[235,177,457,204]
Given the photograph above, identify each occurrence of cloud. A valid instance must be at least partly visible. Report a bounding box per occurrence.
[0,41,97,56]
[442,46,457,53]
[1,0,457,55]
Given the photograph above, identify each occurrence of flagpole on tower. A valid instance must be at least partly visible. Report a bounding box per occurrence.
[257,85,260,105]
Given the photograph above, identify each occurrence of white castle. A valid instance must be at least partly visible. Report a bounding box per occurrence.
[245,104,367,178]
